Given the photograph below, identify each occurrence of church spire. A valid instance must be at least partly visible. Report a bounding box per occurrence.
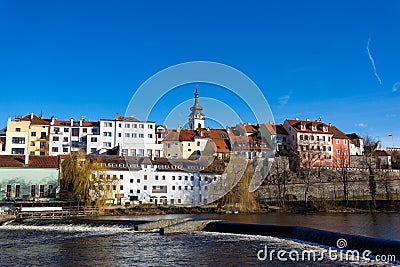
[188,85,205,130]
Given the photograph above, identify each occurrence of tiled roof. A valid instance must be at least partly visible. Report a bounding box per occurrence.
[211,139,232,153]
[346,133,363,140]
[29,156,59,168]
[373,150,391,157]
[82,121,99,127]
[53,120,71,126]
[0,155,59,168]
[262,123,289,135]
[331,126,348,139]
[285,119,334,134]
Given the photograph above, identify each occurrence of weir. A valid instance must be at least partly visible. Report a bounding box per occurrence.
[203,222,400,261]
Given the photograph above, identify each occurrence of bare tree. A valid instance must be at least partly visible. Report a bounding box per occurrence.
[334,149,351,206]
[363,136,380,209]
[289,140,326,207]
[268,154,291,207]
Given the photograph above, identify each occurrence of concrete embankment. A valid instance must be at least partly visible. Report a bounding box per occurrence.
[203,222,400,261]
[134,218,192,231]
[160,220,220,235]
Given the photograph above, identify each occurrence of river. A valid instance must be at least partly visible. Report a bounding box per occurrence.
[1,213,399,266]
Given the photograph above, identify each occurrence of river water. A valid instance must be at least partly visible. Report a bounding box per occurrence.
[1,213,399,266]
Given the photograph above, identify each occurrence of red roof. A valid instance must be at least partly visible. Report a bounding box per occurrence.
[211,139,231,153]
[0,155,59,168]
[373,150,391,157]
[285,119,335,134]
[331,126,348,139]
[262,123,289,135]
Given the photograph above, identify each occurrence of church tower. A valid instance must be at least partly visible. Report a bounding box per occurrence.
[188,85,205,130]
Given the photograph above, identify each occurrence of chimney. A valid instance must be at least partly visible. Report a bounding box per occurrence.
[328,123,332,127]
[51,116,55,125]
[25,154,29,165]
[30,113,34,119]
[8,116,11,123]
[115,113,119,120]
[70,118,73,126]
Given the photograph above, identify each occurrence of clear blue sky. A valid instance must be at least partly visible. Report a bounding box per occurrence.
[0,1,399,147]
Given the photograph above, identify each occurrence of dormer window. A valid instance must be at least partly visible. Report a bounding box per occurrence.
[300,124,306,131]
[312,125,317,131]
[323,126,328,132]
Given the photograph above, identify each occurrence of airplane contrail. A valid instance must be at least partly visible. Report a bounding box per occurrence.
[366,37,382,85]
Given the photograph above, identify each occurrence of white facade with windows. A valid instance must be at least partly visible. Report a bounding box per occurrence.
[93,156,220,205]
[48,118,100,156]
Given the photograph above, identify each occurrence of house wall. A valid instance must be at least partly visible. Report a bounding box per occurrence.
[5,118,30,155]
[0,168,59,200]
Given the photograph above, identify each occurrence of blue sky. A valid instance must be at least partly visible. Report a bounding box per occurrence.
[0,1,399,147]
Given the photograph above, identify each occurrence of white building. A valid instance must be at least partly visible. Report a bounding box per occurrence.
[97,114,163,158]
[89,155,220,205]
[346,133,364,156]
[49,117,100,156]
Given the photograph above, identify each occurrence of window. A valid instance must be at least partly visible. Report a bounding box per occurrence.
[144,185,147,190]
[178,186,182,190]
[155,175,159,180]
[104,122,112,127]
[133,124,137,128]
[344,140,347,144]
[172,176,176,180]
[178,176,182,180]
[125,123,131,128]
[53,136,59,141]
[30,185,36,197]
[31,132,36,137]
[162,175,165,180]
[71,141,79,147]
[91,148,97,153]
[130,149,136,156]
[103,132,112,137]
[40,142,46,148]
[120,185,123,190]
[64,128,69,132]
[83,128,87,133]
[6,185,11,198]
[137,189,140,193]
[16,128,21,132]
[125,133,130,138]
[139,134,144,138]
[15,185,20,198]
[103,142,112,148]
[12,137,25,144]
[148,124,153,129]
[130,189,134,194]
[118,123,122,128]
[337,159,341,164]
[336,139,340,144]
[312,125,317,131]
[63,137,68,142]
[122,149,128,156]
[172,186,176,190]
[336,149,341,154]
[130,179,133,183]
[54,127,60,133]
[39,184,44,197]
[63,148,68,152]
[52,147,59,152]
[185,186,188,190]
[91,137,97,142]
[11,148,24,154]
[30,141,35,146]
[139,124,144,128]
[132,133,137,138]
[72,128,79,137]
[144,175,147,180]
[137,179,141,183]
[344,149,348,155]
[148,134,153,138]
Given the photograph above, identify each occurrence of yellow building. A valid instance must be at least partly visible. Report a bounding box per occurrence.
[6,113,50,156]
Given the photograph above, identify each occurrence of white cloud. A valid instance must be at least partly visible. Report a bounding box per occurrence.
[355,123,367,128]
[279,95,291,106]
[392,82,400,92]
